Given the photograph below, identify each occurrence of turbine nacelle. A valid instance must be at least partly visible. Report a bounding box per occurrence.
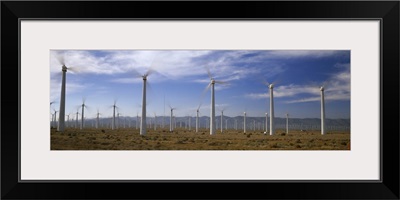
[62,65,67,72]
[320,86,325,91]
[269,84,274,89]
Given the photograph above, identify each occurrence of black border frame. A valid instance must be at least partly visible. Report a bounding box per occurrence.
[2,1,399,199]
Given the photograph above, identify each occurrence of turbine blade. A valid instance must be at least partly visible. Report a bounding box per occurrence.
[67,67,81,73]
[322,80,329,89]
[145,68,156,77]
[55,52,65,66]
[262,78,270,86]
[85,105,92,113]
[131,69,142,78]
[201,82,212,99]
[205,66,212,79]
[214,80,228,84]
[147,81,154,97]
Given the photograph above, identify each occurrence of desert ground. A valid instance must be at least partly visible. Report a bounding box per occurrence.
[51,128,350,150]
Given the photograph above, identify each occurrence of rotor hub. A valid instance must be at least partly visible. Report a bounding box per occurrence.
[320,87,324,91]
[62,65,67,72]
[269,84,274,89]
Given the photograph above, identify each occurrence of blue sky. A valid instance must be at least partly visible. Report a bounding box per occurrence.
[50,50,350,119]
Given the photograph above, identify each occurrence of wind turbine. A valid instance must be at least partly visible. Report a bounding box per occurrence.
[320,86,326,135]
[53,53,80,132]
[75,109,80,128]
[262,80,277,135]
[154,112,157,131]
[203,68,227,135]
[117,112,120,129]
[133,66,155,136]
[169,105,176,132]
[187,115,192,131]
[196,104,202,133]
[80,98,89,129]
[111,100,119,130]
[243,112,246,133]
[235,119,238,130]
[96,109,101,129]
[286,113,289,134]
[219,108,227,133]
[53,109,58,128]
[50,102,56,128]
[66,113,70,128]
[136,112,139,130]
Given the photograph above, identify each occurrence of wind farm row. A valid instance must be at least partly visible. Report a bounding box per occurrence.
[52,59,338,136]
[50,50,350,150]
[50,111,350,133]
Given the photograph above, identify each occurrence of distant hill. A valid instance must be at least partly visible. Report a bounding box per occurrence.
[66,115,350,131]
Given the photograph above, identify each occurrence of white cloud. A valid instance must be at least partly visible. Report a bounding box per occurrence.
[50,78,89,102]
[245,63,350,103]
[50,50,344,102]
[246,84,319,99]
[50,50,268,85]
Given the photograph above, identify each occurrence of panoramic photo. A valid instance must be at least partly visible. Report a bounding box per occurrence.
[50,50,350,150]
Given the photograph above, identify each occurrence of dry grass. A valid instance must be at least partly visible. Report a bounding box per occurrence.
[51,128,350,150]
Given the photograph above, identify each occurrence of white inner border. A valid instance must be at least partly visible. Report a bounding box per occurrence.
[20,21,380,180]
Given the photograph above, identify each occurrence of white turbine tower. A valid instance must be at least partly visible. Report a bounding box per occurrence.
[320,86,326,135]
[96,109,101,129]
[117,112,121,129]
[169,106,176,132]
[53,53,80,132]
[110,100,119,130]
[286,113,289,134]
[80,99,88,130]
[57,65,67,132]
[75,109,79,128]
[188,115,192,131]
[220,109,226,133]
[154,112,157,131]
[203,68,227,135]
[53,109,58,128]
[269,83,275,135]
[243,112,246,133]
[66,113,70,128]
[264,112,268,134]
[132,69,155,136]
[196,104,202,133]
[136,112,139,130]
